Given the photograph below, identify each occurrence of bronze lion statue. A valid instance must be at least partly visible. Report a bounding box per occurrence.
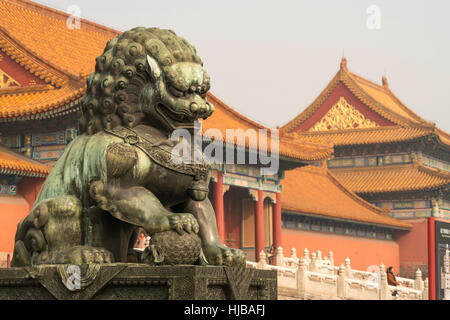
[11,27,245,267]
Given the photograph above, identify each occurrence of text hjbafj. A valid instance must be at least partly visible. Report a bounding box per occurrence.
[184,304,265,317]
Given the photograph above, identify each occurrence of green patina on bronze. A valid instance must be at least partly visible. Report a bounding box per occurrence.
[0,264,277,300]
[10,27,245,268]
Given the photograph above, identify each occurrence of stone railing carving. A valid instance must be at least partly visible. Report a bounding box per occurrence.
[247,247,428,300]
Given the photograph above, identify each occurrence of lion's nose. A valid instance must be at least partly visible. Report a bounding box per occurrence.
[190,101,213,117]
[198,103,207,114]
[190,102,199,113]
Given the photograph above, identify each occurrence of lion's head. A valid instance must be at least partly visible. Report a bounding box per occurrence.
[79,27,214,135]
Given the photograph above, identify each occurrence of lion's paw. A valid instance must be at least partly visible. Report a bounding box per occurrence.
[205,245,246,268]
[168,213,199,235]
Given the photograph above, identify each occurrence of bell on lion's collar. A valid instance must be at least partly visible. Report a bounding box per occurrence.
[188,179,209,201]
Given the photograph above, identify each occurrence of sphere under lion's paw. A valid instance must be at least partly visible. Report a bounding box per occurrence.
[150,230,201,265]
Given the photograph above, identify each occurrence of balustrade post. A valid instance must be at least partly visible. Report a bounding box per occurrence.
[291,248,297,260]
[303,248,310,268]
[379,264,389,300]
[310,252,318,272]
[328,250,334,266]
[258,250,267,270]
[415,269,423,292]
[345,257,352,277]
[424,278,429,300]
[275,246,284,267]
[337,264,347,299]
[297,258,307,298]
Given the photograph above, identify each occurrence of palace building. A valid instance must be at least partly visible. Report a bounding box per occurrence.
[0,0,334,265]
[280,164,410,270]
[281,58,450,276]
[0,0,430,274]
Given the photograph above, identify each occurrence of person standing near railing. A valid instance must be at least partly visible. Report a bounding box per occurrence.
[387,266,399,296]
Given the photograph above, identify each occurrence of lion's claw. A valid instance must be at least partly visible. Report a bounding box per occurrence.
[168,213,199,235]
[206,245,246,268]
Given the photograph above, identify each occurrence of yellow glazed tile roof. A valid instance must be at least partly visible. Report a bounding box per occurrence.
[0,144,50,176]
[293,125,438,146]
[0,0,120,119]
[332,162,450,194]
[281,58,450,148]
[0,0,119,79]
[348,72,425,124]
[281,165,411,229]
[204,93,334,162]
[0,83,84,119]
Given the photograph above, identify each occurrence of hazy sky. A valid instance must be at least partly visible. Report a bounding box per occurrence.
[35,0,450,132]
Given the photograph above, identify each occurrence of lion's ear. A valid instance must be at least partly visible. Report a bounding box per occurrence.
[146,55,161,81]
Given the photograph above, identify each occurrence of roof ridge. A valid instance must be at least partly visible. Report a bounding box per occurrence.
[0,84,54,95]
[341,69,416,127]
[206,92,268,130]
[348,71,384,91]
[333,162,450,195]
[344,68,434,126]
[332,163,414,173]
[298,125,404,136]
[280,71,341,133]
[381,83,429,124]
[282,132,333,149]
[435,127,450,146]
[5,0,121,36]
[0,143,50,165]
[0,28,68,85]
[203,93,333,162]
[332,162,450,179]
[417,163,450,179]
[0,81,85,119]
[324,167,387,214]
[289,165,412,229]
[300,165,328,174]
[436,127,450,138]
[298,125,437,139]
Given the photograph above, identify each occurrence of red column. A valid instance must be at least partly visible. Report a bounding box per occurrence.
[214,171,225,243]
[272,192,282,250]
[428,217,436,300]
[254,189,264,261]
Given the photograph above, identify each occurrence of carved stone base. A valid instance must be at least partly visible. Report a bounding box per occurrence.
[0,264,277,300]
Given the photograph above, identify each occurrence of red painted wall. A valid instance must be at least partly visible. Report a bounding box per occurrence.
[0,195,29,252]
[282,228,400,272]
[0,177,45,254]
[394,219,429,278]
[16,177,45,208]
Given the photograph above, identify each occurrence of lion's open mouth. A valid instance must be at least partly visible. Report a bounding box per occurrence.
[156,104,196,128]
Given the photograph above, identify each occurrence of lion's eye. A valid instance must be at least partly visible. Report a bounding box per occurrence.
[168,85,185,97]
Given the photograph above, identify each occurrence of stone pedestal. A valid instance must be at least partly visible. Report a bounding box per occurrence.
[0,264,277,300]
